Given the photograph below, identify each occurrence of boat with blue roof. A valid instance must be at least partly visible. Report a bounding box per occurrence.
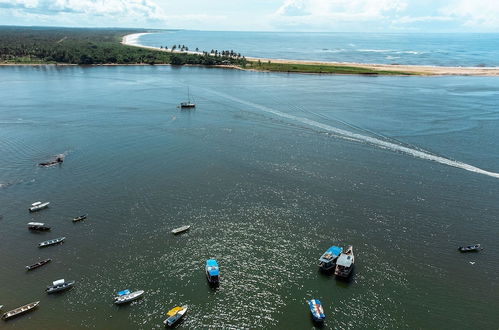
[307,299,325,322]
[205,259,220,284]
[318,245,343,271]
[114,289,144,304]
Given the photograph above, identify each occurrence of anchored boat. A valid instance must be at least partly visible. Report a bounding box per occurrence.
[307,299,325,322]
[458,244,481,252]
[39,237,65,248]
[171,225,190,235]
[46,279,75,294]
[164,305,188,327]
[29,201,50,212]
[334,245,355,278]
[180,87,196,109]
[318,246,343,271]
[26,258,52,271]
[73,214,87,222]
[2,301,39,320]
[114,290,144,304]
[205,259,220,284]
[28,222,51,231]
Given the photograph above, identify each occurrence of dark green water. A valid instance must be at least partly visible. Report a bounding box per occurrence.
[1,66,498,329]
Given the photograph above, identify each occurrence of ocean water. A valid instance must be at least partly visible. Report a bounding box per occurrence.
[137,31,499,67]
[1,65,499,329]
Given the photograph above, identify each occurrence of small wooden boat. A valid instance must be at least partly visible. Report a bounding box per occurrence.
[2,301,39,320]
[334,245,354,278]
[26,258,52,271]
[458,244,481,252]
[29,201,50,212]
[39,154,64,167]
[318,245,343,271]
[27,222,51,231]
[114,290,145,305]
[171,225,190,235]
[307,299,325,322]
[46,279,75,294]
[206,259,220,284]
[39,237,65,248]
[73,214,87,222]
[164,305,188,327]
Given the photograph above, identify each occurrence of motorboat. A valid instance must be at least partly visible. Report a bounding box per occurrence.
[171,225,190,235]
[307,299,325,322]
[334,245,354,278]
[28,222,51,231]
[458,244,481,252]
[164,305,188,327]
[26,258,52,271]
[29,201,50,212]
[46,279,75,294]
[39,237,65,248]
[205,259,220,284]
[2,301,39,320]
[318,246,343,271]
[73,214,87,222]
[114,290,145,304]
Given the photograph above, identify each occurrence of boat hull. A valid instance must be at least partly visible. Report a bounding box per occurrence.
[46,281,75,294]
[39,237,65,248]
[26,258,51,271]
[114,290,145,304]
[2,301,39,320]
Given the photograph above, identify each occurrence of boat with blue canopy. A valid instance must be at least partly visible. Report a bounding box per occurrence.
[318,246,343,271]
[114,289,144,304]
[307,299,325,322]
[205,259,220,284]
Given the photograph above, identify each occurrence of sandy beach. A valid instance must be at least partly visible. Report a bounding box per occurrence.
[122,33,499,76]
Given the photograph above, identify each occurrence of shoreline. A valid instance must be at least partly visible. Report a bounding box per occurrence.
[121,32,499,76]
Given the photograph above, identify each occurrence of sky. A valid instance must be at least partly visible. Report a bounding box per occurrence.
[1,0,499,32]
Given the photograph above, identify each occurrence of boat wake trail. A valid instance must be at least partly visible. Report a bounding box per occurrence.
[210,90,499,179]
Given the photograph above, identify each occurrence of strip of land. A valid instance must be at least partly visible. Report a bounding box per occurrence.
[123,32,499,76]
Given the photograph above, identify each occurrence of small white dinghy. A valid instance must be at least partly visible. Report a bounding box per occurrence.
[29,201,50,212]
[171,225,190,235]
[114,290,145,305]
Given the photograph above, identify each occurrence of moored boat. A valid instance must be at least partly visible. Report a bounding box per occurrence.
[334,245,354,278]
[29,201,50,212]
[46,279,75,294]
[27,222,51,231]
[163,305,188,327]
[318,245,343,271]
[1,301,39,320]
[38,237,65,248]
[26,258,52,271]
[180,87,196,109]
[114,290,145,304]
[307,299,325,322]
[458,244,481,252]
[72,214,87,222]
[39,154,64,167]
[171,225,190,235]
[205,259,220,284]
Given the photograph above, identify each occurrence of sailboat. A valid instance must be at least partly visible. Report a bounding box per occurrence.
[180,87,196,109]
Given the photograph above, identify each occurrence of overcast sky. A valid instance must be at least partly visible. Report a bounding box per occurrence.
[1,0,499,32]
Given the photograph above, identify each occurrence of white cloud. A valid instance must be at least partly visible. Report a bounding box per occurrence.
[441,0,499,29]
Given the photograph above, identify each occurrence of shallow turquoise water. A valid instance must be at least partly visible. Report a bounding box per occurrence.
[0,66,499,329]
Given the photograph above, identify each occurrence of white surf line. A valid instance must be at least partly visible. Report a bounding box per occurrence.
[210,89,499,179]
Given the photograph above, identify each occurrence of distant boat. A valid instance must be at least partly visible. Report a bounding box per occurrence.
[26,258,52,271]
[307,299,325,322]
[163,305,188,327]
[1,301,39,320]
[171,225,190,235]
[73,214,87,222]
[39,154,64,167]
[318,246,343,271]
[334,245,354,278]
[114,290,144,305]
[27,222,51,231]
[458,244,482,252]
[46,279,75,294]
[180,87,196,109]
[29,201,50,212]
[206,259,220,284]
[39,237,65,248]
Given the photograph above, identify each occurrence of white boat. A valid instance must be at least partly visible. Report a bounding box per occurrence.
[39,237,65,248]
[46,279,75,294]
[28,222,51,231]
[180,87,196,109]
[164,305,188,326]
[171,225,190,235]
[29,201,50,212]
[334,245,354,278]
[114,290,145,304]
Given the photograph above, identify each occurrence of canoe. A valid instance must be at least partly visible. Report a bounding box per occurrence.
[307,299,325,322]
[39,237,65,248]
[164,305,188,326]
[171,225,190,235]
[2,301,39,320]
[114,290,145,304]
[73,214,87,222]
[458,244,481,252]
[26,258,52,271]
